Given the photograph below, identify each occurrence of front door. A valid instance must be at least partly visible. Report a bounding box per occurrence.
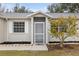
[34,22,45,44]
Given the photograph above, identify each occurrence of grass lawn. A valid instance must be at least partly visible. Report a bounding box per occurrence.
[0,44,79,56]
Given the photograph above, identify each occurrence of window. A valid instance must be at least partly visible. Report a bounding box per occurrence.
[59,25,67,32]
[13,22,25,32]
[59,26,67,32]
[52,25,67,32]
[34,17,45,22]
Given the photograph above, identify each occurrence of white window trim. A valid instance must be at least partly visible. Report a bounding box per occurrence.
[8,20,28,33]
[8,20,13,33]
[25,20,28,33]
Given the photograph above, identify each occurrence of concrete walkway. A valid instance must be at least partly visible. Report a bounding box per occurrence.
[0,44,48,51]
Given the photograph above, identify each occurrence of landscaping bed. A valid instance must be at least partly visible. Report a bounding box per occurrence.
[47,44,77,51]
[47,44,79,51]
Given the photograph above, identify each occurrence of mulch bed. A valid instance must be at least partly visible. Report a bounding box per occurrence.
[0,42,31,44]
[47,44,78,51]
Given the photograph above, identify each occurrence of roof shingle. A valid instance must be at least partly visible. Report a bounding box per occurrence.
[0,12,79,18]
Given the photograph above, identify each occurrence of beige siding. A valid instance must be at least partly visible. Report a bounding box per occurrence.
[3,20,7,42]
[0,19,7,43]
[0,19,4,43]
[7,19,31,42]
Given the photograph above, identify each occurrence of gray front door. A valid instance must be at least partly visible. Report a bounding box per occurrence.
[34,22,45,44]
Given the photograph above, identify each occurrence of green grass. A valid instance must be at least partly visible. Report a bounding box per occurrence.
[0,50,79,56]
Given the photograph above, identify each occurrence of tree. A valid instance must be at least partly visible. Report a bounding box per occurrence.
[47,3,79,13]
[13,3,19,13]
[18,6,26,13]
[47,4,61,13]
[49,16,77,47]
[13,4,33,13]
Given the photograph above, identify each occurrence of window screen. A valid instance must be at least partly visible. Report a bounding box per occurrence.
[59,25,67,32]
[13,22,25,32]
[51,25,67,32]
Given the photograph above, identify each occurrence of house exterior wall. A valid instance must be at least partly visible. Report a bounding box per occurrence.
[1,12,79,44]
[0,18,5,43]
[3,20,7,42]
[7,19,31,42]
[4,13,48,44]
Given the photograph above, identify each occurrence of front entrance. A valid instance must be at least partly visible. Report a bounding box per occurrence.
[33,17,46,44]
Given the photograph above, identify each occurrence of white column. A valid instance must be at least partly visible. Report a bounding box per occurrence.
[6,18,8,42]
[31,17,33,44]
[46,17,48,44]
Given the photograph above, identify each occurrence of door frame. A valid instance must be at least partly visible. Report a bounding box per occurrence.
[33,22,45,44]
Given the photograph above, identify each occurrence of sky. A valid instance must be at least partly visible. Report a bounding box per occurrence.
[1,3,50,12]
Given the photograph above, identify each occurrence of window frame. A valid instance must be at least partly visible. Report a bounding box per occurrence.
[52,25,67,32]
[13,21,25,33]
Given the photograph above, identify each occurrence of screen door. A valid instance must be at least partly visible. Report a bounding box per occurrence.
[34,22,45,44]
